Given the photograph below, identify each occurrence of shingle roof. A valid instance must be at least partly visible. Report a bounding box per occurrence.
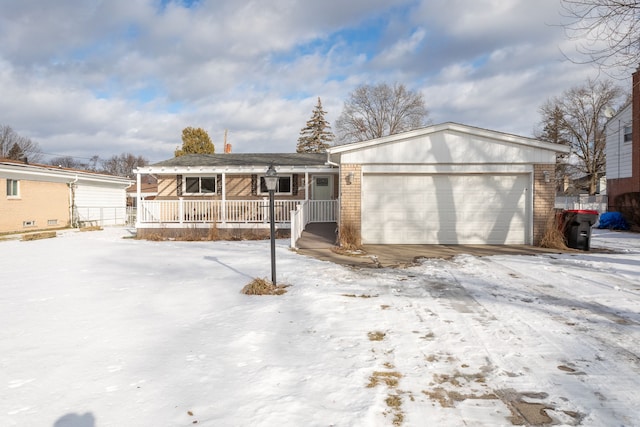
[151,153,328,167]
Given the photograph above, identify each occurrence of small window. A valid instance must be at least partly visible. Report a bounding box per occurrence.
[259,175,292,195]
[183,176,216,195]
[6,179,19,197]
[48,219,58,226]
[23,220,36,227]
[316,177,329,186]
[624,125,632,143]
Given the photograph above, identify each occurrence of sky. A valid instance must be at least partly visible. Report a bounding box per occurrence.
[2,227,640,426]
[0,0,630,164]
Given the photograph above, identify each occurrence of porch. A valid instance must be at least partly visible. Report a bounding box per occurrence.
[136,198,338,246]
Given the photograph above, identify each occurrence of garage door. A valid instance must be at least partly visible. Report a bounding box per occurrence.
[361,174,529,244]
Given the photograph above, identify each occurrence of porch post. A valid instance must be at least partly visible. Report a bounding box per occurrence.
[135,171,141,227]
[305,171,309,201]
[221,172,226,224]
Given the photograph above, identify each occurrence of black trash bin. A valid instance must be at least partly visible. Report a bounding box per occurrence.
[563,210,599,251]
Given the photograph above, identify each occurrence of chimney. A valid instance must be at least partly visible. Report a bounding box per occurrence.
[223,129,231,153]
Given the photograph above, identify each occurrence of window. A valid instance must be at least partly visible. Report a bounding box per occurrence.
[624,125,632,143]
[259,175,292,195]
[183,176,216,195]
[6,179,19,197]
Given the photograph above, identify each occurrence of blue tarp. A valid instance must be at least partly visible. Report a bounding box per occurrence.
[597,212,629,230]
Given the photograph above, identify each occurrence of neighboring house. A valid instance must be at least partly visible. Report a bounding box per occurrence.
[134,153,339,239]
[606,66,640,222]
[327,122,570,246]
[1,159,133,234]
[127,174,158,206]
[135,123,568,246]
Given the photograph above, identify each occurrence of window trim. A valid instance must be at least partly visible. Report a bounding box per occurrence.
[257,174,293,195]
[6,179,19,198]
[182,175,217,195]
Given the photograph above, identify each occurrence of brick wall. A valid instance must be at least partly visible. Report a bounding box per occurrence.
[533,164,556,245]
[339,164,362,245]
[0,179,70,233]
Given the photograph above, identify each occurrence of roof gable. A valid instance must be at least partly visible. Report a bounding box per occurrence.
[327,122,569,165]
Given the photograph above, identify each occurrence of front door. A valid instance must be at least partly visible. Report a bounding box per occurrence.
[312,175,332,200]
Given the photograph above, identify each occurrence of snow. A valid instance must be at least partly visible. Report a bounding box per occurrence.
[1,227,639,426]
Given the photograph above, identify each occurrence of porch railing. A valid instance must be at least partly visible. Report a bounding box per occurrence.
[290,199,339,248]
[138,198,320,225]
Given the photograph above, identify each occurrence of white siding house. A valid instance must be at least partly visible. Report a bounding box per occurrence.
[606,103,633,180]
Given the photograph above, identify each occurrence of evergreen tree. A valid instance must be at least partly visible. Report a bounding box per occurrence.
[7,142,24,160]
[296,97,335,153]
[175,127,215,157]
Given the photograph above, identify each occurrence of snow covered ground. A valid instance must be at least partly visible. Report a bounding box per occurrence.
[1,228,639,427]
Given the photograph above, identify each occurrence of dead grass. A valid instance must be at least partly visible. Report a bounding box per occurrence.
[79,226,103,232]
[342,293,378,298]
[367,371,402,388]
[367,370,405,425]
[539,209,569,250]
[338,221,361,251]
[241,278,288,296]
[367,331,386,341]
[22,231,57,241]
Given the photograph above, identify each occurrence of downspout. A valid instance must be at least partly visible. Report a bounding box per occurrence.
[68,175,78,228]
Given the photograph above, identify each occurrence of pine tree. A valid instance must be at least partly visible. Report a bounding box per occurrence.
[7,142,24,160]
[175,127,215,157]
[296,97,335,153]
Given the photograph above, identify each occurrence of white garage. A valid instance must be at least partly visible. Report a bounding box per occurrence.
[328,123,570,246]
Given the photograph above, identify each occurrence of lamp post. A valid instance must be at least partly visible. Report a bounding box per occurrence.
[264,164,278,285]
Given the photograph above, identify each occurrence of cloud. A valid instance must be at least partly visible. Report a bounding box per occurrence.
[0,0,629,164]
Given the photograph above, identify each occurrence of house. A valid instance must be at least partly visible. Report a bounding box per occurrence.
[1,159,133,234]
[605,66,640,225]
[134,153,339,239]
[135,123,568,246]
[127,174,158,206]
[327,122,570,246]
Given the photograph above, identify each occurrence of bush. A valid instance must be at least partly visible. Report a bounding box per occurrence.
[241,278,288,295]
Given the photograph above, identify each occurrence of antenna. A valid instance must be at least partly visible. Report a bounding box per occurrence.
[604,106,615,118]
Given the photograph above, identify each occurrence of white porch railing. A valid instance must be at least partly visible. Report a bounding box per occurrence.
[138,198,302,225]
[290,200,339,248]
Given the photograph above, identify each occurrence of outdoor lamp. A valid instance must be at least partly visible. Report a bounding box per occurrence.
[346,171,354,185]
[265,164,278,285]
[265,164,278,191]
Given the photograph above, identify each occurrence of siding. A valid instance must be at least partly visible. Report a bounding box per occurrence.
[606,104,633,179]
[74,183,128,226]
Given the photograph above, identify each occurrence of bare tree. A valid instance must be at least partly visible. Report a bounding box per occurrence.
[101,153,148,177]
[49,156,91,169]
[538,78,623,194]
[0,125,43,162]
[335,83,428,144]
[560,0,640,74]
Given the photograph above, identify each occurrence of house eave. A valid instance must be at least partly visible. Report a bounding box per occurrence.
[138,165,337,175]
